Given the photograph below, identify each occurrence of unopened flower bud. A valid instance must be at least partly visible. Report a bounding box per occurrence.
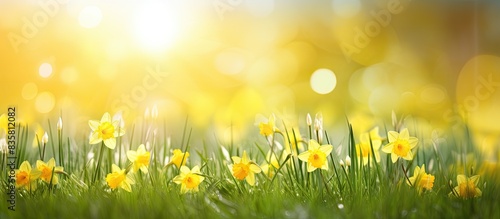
[306,113,312,126]
[42,132,49,144]
[57,117,62,130]
[345,155,351,167]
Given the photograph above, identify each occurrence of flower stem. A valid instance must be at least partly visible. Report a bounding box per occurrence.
[93,142,106,184]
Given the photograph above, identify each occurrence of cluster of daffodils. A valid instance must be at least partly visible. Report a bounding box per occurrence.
[15,158,64,192]
[13,111,483,200]
[89,112,203,194]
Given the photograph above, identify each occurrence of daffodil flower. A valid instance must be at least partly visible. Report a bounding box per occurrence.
[260,150,280,178]
[168,149,189,168]
[127,144,151,173]
[450,175,482,199]
[382,128,418,163]
[173,165,205,194]
[229,150,261,186]
[16,161,41,191]
[106,164,135,192]
[89,112,125,149]
[298,140,333,172]
[259,114,278,137]
[356,127,382,166]
[407,164,435,194]
[37,158,64,185]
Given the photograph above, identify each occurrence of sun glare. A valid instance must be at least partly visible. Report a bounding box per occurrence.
[133,1,181,53]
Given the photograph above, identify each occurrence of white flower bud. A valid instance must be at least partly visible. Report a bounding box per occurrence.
[306,113,312,126]
[57,117,62,130]
[152,104,158,119]
[42,132,49,144]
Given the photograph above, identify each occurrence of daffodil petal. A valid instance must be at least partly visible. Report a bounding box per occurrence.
[400,128,410,140]
[88,120,100,131]
[319,145,333,155]
[391,153,398,163]
[249,163,261,173]
[89,132,101,144]
[307,163,316,172]
[457,175,466,184]
[101,112,111,123]
[387,131,399,143]
[298,151,310,162]
[127,151,137,162]
[246,171,255,186]
[382,143,394,153]
[409,137,418,148]
[231,156,241,164]
[104,138,116,149]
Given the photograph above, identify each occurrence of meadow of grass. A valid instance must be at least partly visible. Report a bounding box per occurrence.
[1,112,499,219]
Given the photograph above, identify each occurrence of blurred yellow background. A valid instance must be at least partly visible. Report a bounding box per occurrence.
[1,0,500,152]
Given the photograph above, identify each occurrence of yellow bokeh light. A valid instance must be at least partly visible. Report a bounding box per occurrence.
[39,63,53,78]
[78,5,103,29]
[420,85,446,105]
[310,68,337,95]
[215,49,246,75]
[22,82,38,100]
[35,92,56,113]
[61,67,79,84]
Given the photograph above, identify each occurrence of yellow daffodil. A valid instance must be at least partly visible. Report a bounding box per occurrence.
[173,165,205,194]
[169,149,189,168]
[382,128,418,163]
[16,161,41,191]
[407,164,435,194]
[450,175,482,199]
[89,112,125,149]
[260,150,280,178]
[298,140,333,172]
[106,164,135,192]
[36,158,63,185]
[229,151,261,186]
[356,127,382,166]
[259,114,277,137]
[127,144,151,173]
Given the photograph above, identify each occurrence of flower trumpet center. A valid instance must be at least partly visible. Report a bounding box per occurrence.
[259,123,273,136]
[98,122,115,140]
[393,140,410,157]
[106,172,125,189]
[136,152,151,166]
[360,144,371,157]
[40,166,53,181]
[16,171,29,186]
[418,173,435,190]
[183,173,200,189]
[458,180,478,199]
[308,150,326,168]
[233,163,250,180]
